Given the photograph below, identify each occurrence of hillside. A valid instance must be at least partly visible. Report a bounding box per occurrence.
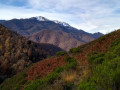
[1,29,120,90]
[0,16,103,51]
[0,24,63,83]
[26,30,85,51]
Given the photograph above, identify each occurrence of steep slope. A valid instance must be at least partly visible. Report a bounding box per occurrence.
[0,24,63,83]
[26,30,85,51]
[4,29,120,90]
[0,16,103,51]
[28,29,120,90]
[78,33,120,90]
[1,29,120,90]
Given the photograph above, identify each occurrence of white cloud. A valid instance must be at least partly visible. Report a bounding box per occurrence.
[1,0,120,34]
[0,4,73,21]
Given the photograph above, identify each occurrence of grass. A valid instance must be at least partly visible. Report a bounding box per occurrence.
[24,56,77,90]
[0,72,27,90]
[61,70,77,83]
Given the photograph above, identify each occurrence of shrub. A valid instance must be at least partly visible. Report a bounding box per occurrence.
[110,38,120,56]
[78,39,120,90]
[70,48,79,53]
[110,38,120,50]
[56,51,67,57]
[64,56,77,69]
[64,56,72,62]
[88,53,104,64]
[78,79,97,90]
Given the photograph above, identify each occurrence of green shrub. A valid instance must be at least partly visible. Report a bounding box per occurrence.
[110,38,120,50]
[70,48,79,53]
[64,56,72,62]
[64,56,77,69]
[110,38,120,56]
[88,53,105,64]
[105,52,117,61]
[56,51,67,56]
[93,57,104,64]
[78,79,97,90]
[65,61,77,69]
[78,39,120,90]
[79,56,120,90]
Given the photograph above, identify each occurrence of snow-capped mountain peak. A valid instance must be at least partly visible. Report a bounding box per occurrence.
[30,16,71,27]
[30,16,49,21]
[36,16,49,21]
[53,20,70,27]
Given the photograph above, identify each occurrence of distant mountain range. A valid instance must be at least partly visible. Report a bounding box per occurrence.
[0,16,104,50]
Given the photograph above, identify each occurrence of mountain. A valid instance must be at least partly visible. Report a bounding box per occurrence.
[0,24,63,83]
[0,16,103,50]
[1,28,120,90]
[53,20,71,27]
[92,32,104,38]
[26,30,85,51]
[0,20,5,23]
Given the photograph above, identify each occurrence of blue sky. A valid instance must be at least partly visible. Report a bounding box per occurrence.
[0,0,120,34]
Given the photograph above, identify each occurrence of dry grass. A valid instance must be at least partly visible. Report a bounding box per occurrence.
[83,68,90,77]
[61,70,77,83]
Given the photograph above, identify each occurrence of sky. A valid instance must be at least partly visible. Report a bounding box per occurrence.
[0,0,120,34]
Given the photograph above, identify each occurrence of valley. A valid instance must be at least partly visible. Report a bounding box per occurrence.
[0,16,120,90]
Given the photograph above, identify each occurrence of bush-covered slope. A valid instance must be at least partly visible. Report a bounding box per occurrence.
[0,24,63,83]
[1,29,120,90]
[78,38,120,90]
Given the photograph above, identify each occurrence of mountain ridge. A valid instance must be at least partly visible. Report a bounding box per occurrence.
[26,30,85,51]
[0,16,103,36]
[0,16,103,50]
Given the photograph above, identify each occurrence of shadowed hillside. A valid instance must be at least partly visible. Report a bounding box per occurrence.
[0,24,63,83]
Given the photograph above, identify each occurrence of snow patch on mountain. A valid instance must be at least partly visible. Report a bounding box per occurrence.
[36,16,49,21]
[53,20,70,27]
[30,16,71,27]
